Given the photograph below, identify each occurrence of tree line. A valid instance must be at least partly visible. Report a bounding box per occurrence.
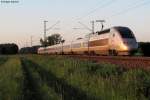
[0,43,18,54]
[138,42,150,56]
[19,33,64,54]
[19,34,65,54]
[40,33,65,47]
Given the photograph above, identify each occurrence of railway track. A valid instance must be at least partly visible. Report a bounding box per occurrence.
[68,55,150,69]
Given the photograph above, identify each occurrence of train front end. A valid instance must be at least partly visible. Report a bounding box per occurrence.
[116,27,138,55]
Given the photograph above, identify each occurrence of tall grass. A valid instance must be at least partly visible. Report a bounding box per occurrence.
[0,57,24,100]
[21,58,61,100]
[0,56,8,65]
[27,55,150,100]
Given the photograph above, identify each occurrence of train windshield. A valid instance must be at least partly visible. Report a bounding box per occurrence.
[118,27,134,38]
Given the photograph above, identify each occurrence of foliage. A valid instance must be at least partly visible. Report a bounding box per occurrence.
[27,55,150,100]
[0,57,24,100]
[0,43,18,54]
[21,58,61,100]
[138,42,150,56]
[40,33,64,46]
[0,55,150,100]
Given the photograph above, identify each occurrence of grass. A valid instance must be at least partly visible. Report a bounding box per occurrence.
[0,56,8,65]
[27,55,150,100]
[0,55,149,100]
[23,58,94,100]
[21,57,61,100]
[0,57,23,100]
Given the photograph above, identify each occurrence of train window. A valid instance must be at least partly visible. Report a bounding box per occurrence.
[83,42,88,47]
[73,43,81,48]
[64,45,70,49]
[118,27,134,38]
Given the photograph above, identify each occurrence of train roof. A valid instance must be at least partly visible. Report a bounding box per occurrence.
[96,29,110,35]
[114,26,129,30]
[96,26,130,35]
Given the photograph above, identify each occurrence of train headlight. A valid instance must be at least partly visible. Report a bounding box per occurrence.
[121,45,128,50]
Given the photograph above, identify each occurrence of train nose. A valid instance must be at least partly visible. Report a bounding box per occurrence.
[121,44,128,50]
[123,42,138,50]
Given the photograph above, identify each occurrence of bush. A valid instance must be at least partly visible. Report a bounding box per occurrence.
[139,42,150,56]
[0,43,18,54]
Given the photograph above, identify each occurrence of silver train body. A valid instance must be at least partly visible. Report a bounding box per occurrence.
[38,26,138,56]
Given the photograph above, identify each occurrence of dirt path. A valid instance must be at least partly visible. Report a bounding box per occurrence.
[21,58,43,100]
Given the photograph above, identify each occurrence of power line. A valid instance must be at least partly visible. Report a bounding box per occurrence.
[77,0,118,20]
[78,21,92,32]
[43,20,60,43]
[46,21,60,31]
[110,0,150,17]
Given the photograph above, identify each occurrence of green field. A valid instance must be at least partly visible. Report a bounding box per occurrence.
[0,55,150,100]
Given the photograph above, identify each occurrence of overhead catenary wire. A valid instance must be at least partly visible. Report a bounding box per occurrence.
[109,0,150,18]
[77,0,118,20]
[78,21,92,32]
[76,0,149,33]
[77,0,148,21]
[46,21,60,31]
[75,0,118,34]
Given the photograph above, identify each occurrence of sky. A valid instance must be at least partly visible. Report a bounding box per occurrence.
[0,0,150,48]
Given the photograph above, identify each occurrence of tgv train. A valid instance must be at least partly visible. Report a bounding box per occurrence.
[38,26,138,56]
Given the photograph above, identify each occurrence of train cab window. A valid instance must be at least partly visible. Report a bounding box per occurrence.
[118,27,134,38]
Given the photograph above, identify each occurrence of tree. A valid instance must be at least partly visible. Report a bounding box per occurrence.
[40,38,48,47]
[0,43,18,54]
[61,39,65,44]
[40,33,64,46]
[139,42,150,56]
